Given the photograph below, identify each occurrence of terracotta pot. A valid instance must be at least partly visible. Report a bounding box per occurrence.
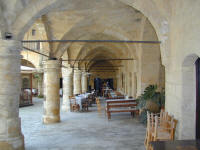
[145,100,160,113]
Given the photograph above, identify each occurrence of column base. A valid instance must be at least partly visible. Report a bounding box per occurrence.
[0,134,24,150]
[43,115,60,124]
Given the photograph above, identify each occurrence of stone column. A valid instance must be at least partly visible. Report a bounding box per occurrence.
[43,60,60,124]
[38,73,44,96]
[81,72,87,93]
[73,69,82,95]
[0,40,24,150]
[128,72,132,97]
[62,67,73,112]
[132,73,137,98]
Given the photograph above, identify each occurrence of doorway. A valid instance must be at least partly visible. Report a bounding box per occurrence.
[196,58,200,139]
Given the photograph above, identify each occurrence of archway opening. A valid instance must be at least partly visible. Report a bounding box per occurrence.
[12,1,165,149]
[181,54,199,139]
[196,58,200,139]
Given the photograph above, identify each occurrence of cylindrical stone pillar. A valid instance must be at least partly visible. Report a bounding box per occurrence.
[62,67,73,112]
[43,60,61,124]
[132,73,137,98]
[73,69,82,95]
[81,72,87,93]
[128,72,132,97]
[38,73,44,96]
[0,40,24,150]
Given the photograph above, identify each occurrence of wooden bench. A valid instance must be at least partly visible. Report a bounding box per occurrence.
[106,99,138,119]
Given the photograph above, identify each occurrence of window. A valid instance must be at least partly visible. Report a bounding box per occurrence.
[32,29,36,36]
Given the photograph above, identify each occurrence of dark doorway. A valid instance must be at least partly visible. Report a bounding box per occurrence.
[94,78,102,96]
[60,78,63,88]
[196,58,200,139]
[105,78,114,89]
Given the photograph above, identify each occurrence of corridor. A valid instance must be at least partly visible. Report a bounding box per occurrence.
[20,98,146,150]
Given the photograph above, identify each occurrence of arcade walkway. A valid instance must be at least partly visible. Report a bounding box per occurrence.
[19,98,146,150]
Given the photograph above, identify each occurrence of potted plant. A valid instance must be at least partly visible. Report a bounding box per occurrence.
[136,85,165,124]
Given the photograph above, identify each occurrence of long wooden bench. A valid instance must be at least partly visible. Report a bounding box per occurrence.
[106,99,138,119]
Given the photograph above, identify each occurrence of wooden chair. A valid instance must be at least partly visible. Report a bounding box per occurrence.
[151,115,175,141]
[145,110,178,150]
[70,97,80,112]
[144,111,152,150]
[69,96,75,99]
[87,95,93,106]
[96,98,102,115]
[82,101,89,111]
[144,112,158,150]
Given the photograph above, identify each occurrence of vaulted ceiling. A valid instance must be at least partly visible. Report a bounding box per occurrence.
[23,0,159,71]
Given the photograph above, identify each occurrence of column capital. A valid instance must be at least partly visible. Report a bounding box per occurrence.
[74,69,82,74]
[43,60,61,71]
[0,40,22,60]
[62,67,73,77]
[82,71,88,76]
[0,40,22,52]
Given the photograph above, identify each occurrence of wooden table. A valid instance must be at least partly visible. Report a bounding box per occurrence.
[106,99,138,119]
[150,140,200,150]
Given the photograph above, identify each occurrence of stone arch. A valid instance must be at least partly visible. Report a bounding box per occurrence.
[21,59,36,68]
[118,0,170,65]
[12,0,65,40]
[179,53,199,139]
[138,17,163,94]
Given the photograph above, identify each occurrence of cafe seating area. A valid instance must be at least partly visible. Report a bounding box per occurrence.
[67,90,182,150]
[69,92,96,112]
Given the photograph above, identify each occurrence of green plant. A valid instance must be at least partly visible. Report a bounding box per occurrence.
[33,73,43,82]
[136,84,165,124]
[38,95,44,98]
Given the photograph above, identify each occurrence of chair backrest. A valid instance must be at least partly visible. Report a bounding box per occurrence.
[96,98,102,112]
[151,113,155,129]
[148,110,178,141]
[96,98,100,105]
[69,96,75,99]
[170,117,178,140]
[154,115,159,138]
[147,112,152,132]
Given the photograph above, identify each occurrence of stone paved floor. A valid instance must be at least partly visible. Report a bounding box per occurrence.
[19,98,146,150]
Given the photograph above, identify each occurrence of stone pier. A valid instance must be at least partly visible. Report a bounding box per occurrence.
[81,72,87,93]
[37,73,44,96]
[0,40,24,150]
[62,67,73,112]
[43,60,61,124]
[73,69,82,95]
